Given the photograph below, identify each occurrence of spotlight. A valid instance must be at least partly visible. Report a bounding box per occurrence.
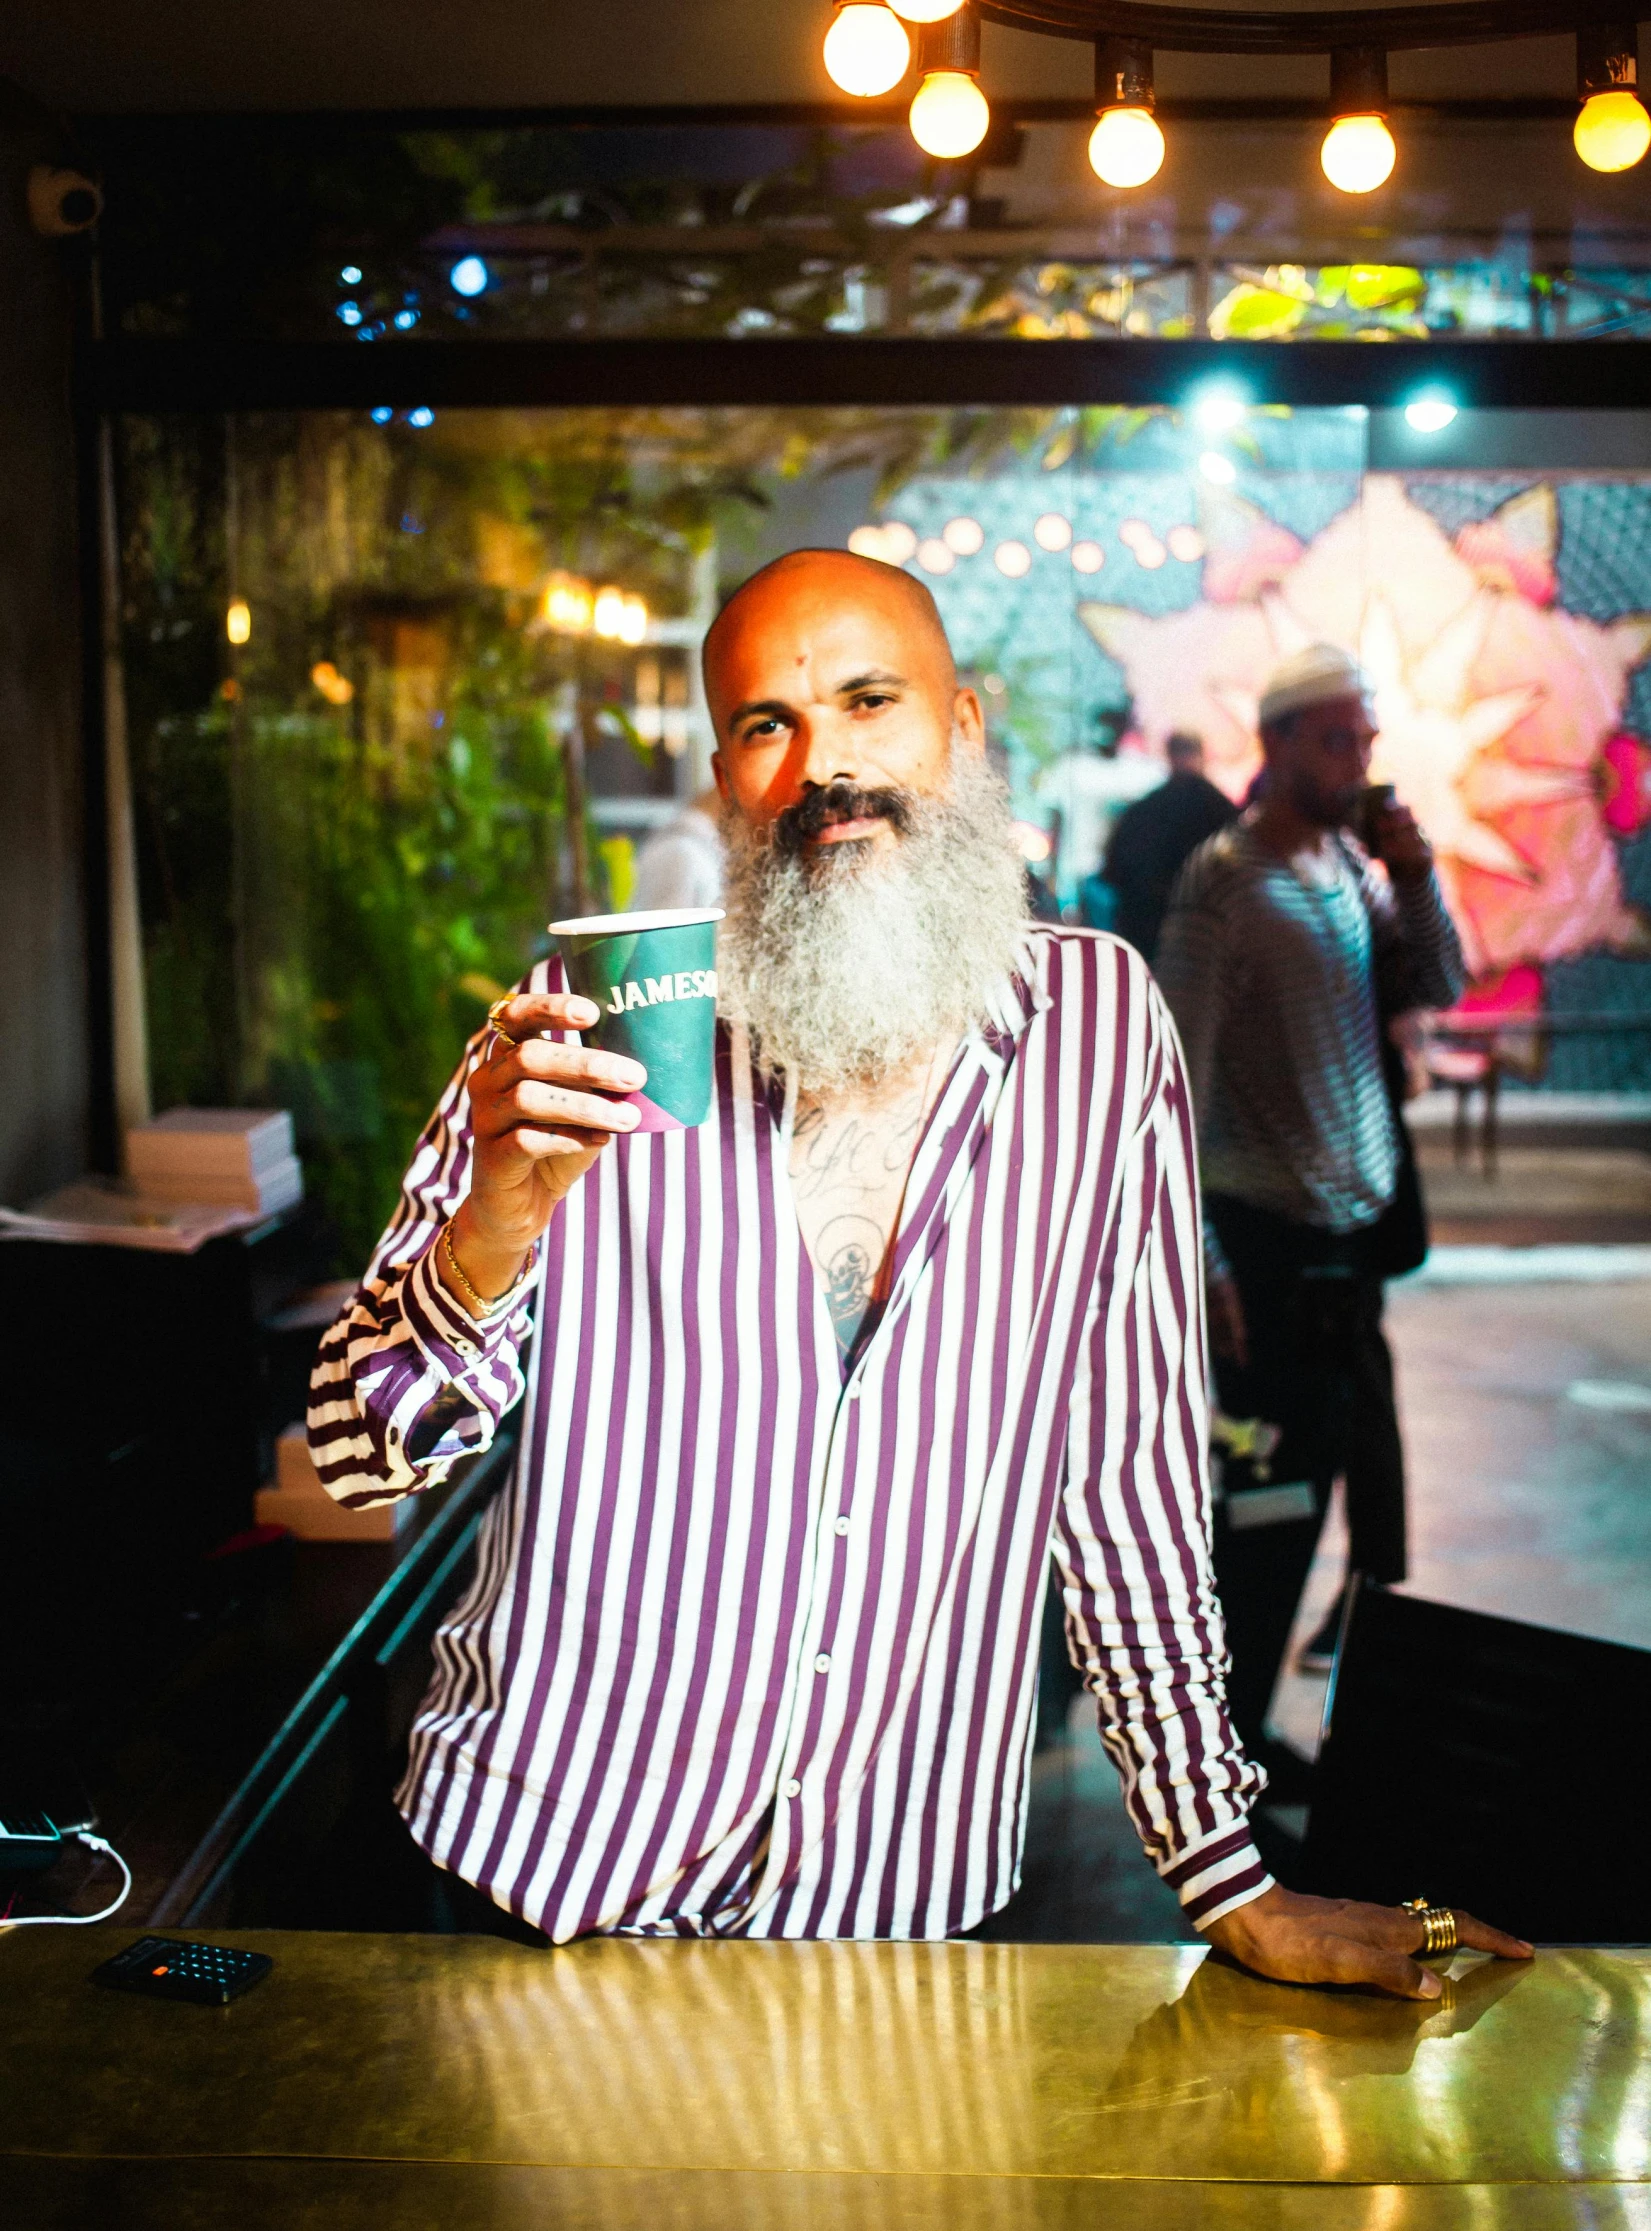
[1199,451,1237,485]
[1404,392,1458,434]
[449,255,490,297]
[824,2,911,97]
[1575,24,1650,171]
[1321,47,1396,193]
[909,7,989,159]
[1088,39,1164,189]
[1190,383,1247,433]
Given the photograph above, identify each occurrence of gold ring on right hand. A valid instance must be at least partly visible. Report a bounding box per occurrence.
[1400,1898,1459,1955]
[487,997,520,1047]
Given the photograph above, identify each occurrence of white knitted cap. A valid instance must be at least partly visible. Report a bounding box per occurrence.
[1257,643,1373,731]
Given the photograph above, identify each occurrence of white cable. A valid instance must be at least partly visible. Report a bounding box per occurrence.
[1,1832,132,1928]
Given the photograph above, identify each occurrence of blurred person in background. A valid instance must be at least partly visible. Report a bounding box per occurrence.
[631,786,724,911]
[1155,645,1464,1781]
[1101,731,1237,962]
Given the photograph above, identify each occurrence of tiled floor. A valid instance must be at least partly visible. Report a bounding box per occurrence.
[1005,1267,1651,1942]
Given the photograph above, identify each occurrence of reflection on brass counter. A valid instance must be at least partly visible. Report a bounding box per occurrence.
[3,1932,1648,2226]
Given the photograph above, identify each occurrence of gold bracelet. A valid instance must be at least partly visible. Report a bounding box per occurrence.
[443,1216,507,1316]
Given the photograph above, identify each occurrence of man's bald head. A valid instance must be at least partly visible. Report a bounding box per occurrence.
[704,545,982,845]
[704,548,956,708]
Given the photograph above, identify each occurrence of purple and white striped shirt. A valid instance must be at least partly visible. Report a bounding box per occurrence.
[310,928,1269,1941]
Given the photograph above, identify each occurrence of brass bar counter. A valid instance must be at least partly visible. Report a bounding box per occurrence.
[2,1930,1648,2227]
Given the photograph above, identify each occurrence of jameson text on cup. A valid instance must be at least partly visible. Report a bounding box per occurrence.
[549,907,724,1132]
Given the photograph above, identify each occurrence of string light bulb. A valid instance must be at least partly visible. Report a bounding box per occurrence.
[1321,47,1395,193]
[1088,38,1164,189]
[909,7,989,159]
[823,2,911,97]
[1575,23,1650,171]
[225,599,251,646]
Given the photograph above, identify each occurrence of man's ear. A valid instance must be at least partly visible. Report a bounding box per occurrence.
[711,750,731,804]
[953,688,986,752]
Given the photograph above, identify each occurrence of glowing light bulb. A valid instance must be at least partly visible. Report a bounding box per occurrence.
[916,537,955,574]
[1404,393,1458,433]
[942,515,984,555]
[593,587,627,640]
[619,594,649,646]
[848,524,890,558]
[225,599,251,646]
[450,255,489,297]
[1199,451,1237,486]
[887,0,962,19]
[909,69,989,159]
[1575,89,1651,172]
[1320,113,1396,194]
[1088,106,1164,189]
[880,520,918,562]
[1071,541,1104,574]
[824,3,911,97]
[1167,525,1205,562]
[994,540,1031,579]
[1191,384,1246,433]
[1033,513,1072,551]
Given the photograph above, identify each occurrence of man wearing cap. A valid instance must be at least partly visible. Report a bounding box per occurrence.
[1155,644,1465,1765]
[314,579,1517,1994]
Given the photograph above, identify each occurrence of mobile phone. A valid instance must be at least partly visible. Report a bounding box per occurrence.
[1352,781,1396,852]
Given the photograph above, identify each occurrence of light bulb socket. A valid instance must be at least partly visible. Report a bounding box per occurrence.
[1329,44,1388,119]
[918,2,979,77]
[1578,19,1639,97]
[1094,36,1154,115]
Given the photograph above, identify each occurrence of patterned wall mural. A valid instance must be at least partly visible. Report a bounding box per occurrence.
[884,445,1651,1083]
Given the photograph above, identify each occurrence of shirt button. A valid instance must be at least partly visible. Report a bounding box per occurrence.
[782,1778,802,1800]
[845,1379,862,1401]
[833,1516,851,1537]
[814,1653,831,1674]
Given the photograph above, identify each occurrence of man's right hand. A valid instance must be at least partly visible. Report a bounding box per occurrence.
[1208,1269,1250,1368]
[439,991,647,1314]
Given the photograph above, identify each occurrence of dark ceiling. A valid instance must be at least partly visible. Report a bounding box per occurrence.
[0,0,1597,113]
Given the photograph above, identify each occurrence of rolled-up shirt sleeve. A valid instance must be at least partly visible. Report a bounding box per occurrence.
[307,971,548,1510]
[1055,978,1271,1929]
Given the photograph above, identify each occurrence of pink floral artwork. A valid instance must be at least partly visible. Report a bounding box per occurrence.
[1079,475,1651,981]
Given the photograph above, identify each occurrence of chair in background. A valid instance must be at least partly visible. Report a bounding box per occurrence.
[1299,1581,1651,1944]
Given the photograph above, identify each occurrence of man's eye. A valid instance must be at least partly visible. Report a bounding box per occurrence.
[852,693,894,711]
[742,717,784,741]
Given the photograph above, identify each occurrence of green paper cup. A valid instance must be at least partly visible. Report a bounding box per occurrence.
[549,906,724,1132]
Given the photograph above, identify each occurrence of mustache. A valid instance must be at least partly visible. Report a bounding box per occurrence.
[771,783,914,858]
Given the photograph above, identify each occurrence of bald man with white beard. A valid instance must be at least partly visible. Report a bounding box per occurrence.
[311,551,1528,1995]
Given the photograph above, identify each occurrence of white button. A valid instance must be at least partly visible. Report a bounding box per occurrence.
[814,1653,831,1674]
[833,1516,851,1537]
[845,1380,862,1400]
[782,1778,802,1800]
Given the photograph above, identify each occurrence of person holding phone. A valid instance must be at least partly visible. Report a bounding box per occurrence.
[1155,644,1465,1774]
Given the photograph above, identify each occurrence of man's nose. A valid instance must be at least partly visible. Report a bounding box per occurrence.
[797,711,861,792]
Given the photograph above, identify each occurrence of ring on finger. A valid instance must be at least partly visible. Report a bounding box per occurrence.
[1400,1898,1458,1955]
[487,997,520,1048]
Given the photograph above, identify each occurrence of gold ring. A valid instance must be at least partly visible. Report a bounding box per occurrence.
[486,997,519,1047]
[1401,1898,1459,1956]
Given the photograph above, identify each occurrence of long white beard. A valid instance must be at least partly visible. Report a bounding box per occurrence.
[717,747,1031,1095]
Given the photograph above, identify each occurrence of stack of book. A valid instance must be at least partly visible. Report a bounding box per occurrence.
[255,1423,411,1542]
[126,1109,304,1218]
